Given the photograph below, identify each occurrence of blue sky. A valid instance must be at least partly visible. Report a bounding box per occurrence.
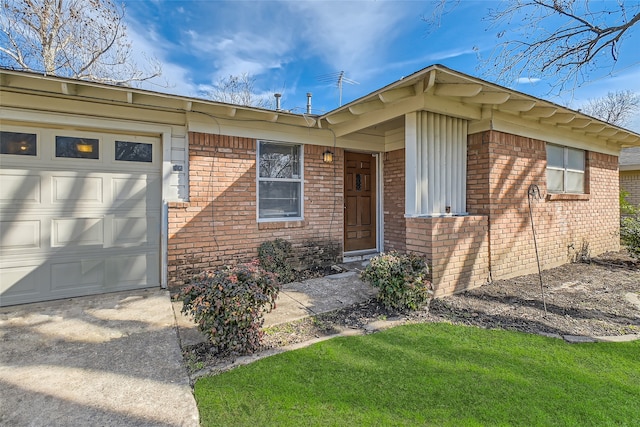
[123,0,640,131]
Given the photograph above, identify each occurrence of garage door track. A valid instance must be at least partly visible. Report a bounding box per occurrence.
[0,289,198,426]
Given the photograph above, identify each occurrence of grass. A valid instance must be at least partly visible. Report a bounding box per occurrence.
[195,323,640,426]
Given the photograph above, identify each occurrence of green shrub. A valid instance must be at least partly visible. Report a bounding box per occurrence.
[361,251,433,311]
[620,190,639,216]
[258,238,295,284]
[179,261,280,355]
[619,190,640,258]
[621,215,640,258]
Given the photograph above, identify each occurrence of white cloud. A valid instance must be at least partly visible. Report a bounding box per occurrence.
[186,30,292,82]
[289,1,414,77]
[516,77,542,84]
[125,14,197,96]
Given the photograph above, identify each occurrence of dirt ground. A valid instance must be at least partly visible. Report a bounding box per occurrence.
[183,252,639,372]
[263,251,640,346]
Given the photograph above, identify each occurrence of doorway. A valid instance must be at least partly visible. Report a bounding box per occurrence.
[344,151,377,252]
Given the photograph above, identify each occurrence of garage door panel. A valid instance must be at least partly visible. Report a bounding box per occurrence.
[112,175,161,210]
[50,259,103,291]
[0,220,41,250]
[0,264,41,298]
[0,129,161,306]
[106,253,159,287]
[51,217,104,247]
[52,175,104,206]
[112,216,159,247]
[0,172,41,205]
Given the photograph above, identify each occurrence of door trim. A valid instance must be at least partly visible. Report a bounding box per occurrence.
[343,150,380,254]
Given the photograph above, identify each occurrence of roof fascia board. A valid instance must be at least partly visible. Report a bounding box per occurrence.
[489,111,622,156]
[0,69,311,126]
[0,105,175,136]
[186,112,333,146]
[620,165,640,171]
[0,89,186,127]
[329,92,481,138]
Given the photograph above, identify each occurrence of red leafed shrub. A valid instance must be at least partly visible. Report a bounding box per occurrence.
[179,261,280,355]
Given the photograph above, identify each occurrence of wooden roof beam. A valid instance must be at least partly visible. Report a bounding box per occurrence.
[325,110,355,125]
[498,99,537,112]
[521,107,558,118]
[434,83,483,97]
[540,113,576,124]
[378,86,415,103]
[464,91,511,104]
[583,123,607,133]
[598,128,620,137]
[349,99,384,115]
[423,69,436,92]
[561,118,591,128]
[61,82,77,95]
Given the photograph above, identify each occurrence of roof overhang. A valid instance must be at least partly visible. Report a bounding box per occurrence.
[2,65,639,153]
[0,68,318,129]
[319,64,640,150]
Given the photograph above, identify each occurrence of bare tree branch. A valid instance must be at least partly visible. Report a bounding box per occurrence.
[205,73,272,109]
[482,0,640,91]
[580,90,640,126]
[0,0,162,86]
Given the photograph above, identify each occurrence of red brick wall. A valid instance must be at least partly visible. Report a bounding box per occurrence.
[621,170,640,206]
[383,149,406,251]
[468,130,620,281]
[167,132,344,286]
[406,216,489,296]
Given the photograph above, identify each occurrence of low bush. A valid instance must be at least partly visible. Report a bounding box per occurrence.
[620,215,640,258]
[619,190,640,258]
[258,238,295,284]
[179,261,280,355]
[361,251,433,311]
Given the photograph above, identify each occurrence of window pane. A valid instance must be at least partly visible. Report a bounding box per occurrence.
[546,144,564,168]
[1,131,37,156]
[566,171,584,193]
[547,169,564,193]
[115,141,152,162]
[259,181,301,218]
[259,143,300,179]
[56,136,99,159]
[566,147,584,171]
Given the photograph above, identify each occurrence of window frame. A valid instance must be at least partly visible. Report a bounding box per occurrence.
[256,140,304,222]
[546,143,586,194]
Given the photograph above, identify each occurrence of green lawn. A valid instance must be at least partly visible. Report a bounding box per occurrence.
[195,323,640,426]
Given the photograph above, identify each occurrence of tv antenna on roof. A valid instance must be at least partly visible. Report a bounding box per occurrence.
[317,71,359,106]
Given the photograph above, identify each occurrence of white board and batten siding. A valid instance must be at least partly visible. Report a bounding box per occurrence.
[0,125,163,306]
[405,111,468,217]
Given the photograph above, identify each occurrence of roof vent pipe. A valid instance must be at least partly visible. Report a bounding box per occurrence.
[306,92,312,114]
[274,93,282,111]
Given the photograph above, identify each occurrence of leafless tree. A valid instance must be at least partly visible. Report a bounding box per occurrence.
[484,0,640,90]
[205,73,271,108]
[0,0,161,85]
[580,90,640,126]
[426,1,640,92]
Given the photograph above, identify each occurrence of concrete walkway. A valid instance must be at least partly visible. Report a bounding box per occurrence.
[0,289,199,427]
[174,262,378,348]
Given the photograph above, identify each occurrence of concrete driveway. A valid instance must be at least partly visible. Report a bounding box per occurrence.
[0,289,199,427]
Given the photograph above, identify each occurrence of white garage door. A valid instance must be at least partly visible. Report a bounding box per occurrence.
[0,126,161,306]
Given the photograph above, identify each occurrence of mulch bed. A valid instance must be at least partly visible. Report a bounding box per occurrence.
[183,251,639,374]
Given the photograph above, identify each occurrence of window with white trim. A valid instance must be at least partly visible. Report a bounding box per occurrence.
[546,144,585,193]
[257,141,303,220]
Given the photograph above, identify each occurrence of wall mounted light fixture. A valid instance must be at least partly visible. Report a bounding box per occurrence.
[323,150,334,163]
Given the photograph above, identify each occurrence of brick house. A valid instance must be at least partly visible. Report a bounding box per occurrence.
[1,65,639,306]
[620,147,640,207]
